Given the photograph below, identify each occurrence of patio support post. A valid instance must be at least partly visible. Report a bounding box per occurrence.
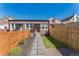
[24,23,26,29]
[29,24,30,29]
[10,22,13,31]
[13,23,16,30]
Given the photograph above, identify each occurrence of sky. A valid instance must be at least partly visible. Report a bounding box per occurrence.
[0,3,79,20]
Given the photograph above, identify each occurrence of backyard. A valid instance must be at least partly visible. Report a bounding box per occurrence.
[0,31,79,56]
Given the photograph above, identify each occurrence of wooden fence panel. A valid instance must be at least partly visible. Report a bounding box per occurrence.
[0,30,29,55]
[0,32,10,55]
[49,22,79,52]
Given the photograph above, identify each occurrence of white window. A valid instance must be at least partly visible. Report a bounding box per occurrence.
[30,24,32,28]
[12,23,14,29]
[45,24,48,29]
[0,25,5,29]
[26,24,29,28]
[26,23,32,29]
[42,24,48,30]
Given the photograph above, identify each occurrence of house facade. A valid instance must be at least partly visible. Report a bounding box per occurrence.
[9,20,49,35]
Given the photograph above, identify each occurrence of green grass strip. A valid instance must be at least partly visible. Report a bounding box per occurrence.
[42,36,64,48]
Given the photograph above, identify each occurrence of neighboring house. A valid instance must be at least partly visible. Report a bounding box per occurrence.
[61,14,79,24]
[0,19,8,30]
[49,17,62,25]
[48,14,79,30]
[0,16,15,31]
[48,14,79,25]
[48,17,62,29]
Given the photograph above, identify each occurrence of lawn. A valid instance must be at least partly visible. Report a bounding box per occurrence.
[42,36,64,48]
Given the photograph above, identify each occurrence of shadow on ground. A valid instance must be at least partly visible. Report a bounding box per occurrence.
[45,36,79,56]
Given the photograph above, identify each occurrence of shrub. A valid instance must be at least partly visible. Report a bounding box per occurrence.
[8,47,22,56]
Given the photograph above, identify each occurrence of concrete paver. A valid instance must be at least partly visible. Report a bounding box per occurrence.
[30,33,46,55]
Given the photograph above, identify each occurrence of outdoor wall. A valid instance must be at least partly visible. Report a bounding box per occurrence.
[40,29,48,35]
[49,22,79,51]
[40,23,48,35]
[0,30,29,55]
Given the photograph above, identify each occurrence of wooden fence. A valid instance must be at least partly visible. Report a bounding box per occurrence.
[0,30,29,56]
[49,22,79,51]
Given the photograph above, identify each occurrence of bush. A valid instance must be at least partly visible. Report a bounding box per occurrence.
[8,47,22,56]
